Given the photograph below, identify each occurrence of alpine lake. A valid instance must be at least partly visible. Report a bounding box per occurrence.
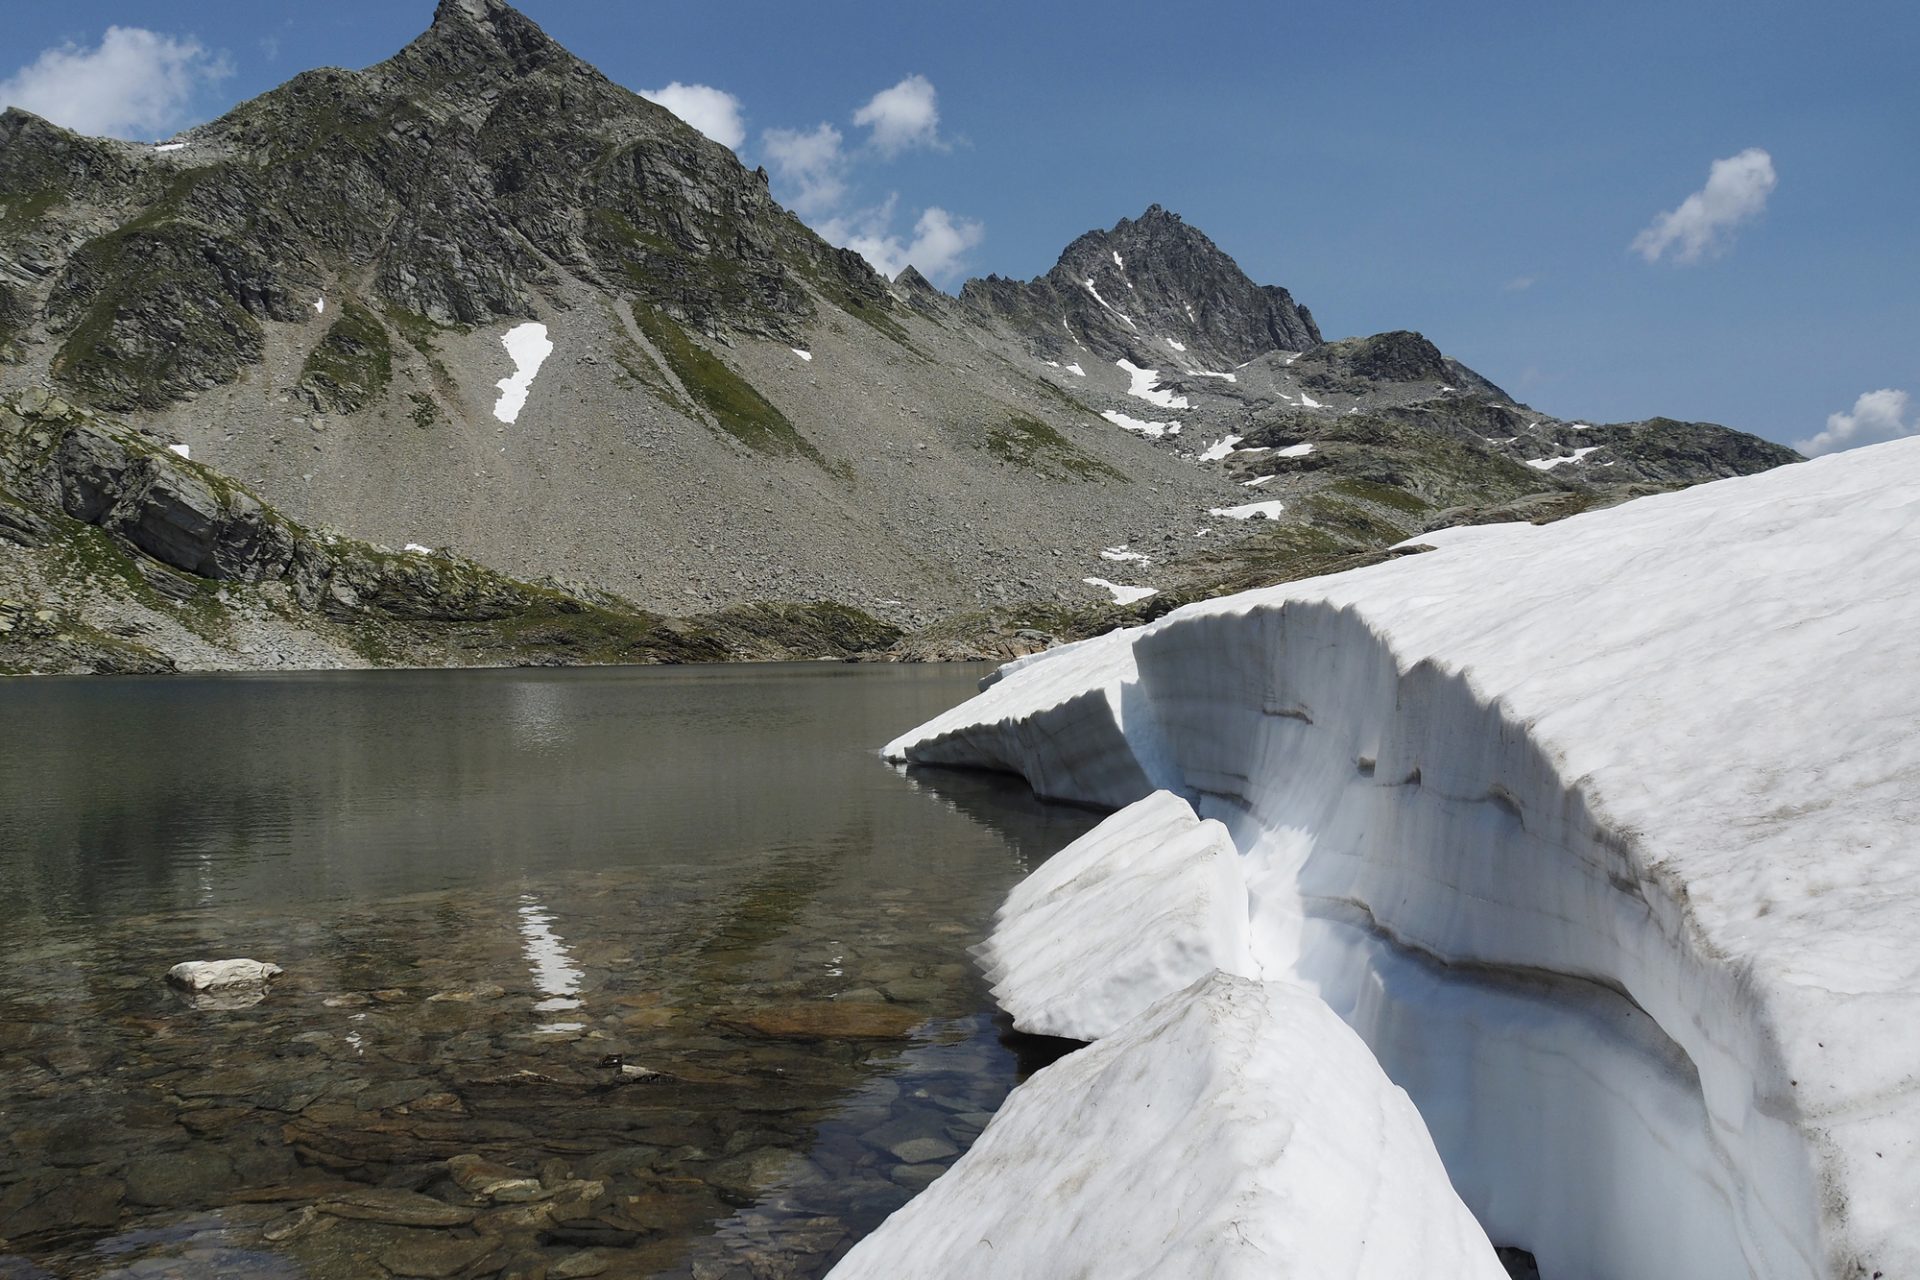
[0,663,1099,1280]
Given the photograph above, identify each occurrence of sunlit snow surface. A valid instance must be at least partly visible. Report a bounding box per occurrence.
[883,439,1920,1279]
[829,973,1505,1280]
[166,443,190,459]
[978,792,1254,1039]
[492,322,553,424]
[790,348,813,362]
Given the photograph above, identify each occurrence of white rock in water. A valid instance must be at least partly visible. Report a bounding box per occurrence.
[167,959,283,991]
[976,789,1253,1041]
[828,972,1506,1280]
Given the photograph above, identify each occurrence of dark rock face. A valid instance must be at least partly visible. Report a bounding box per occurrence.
[7,0,888,409]
[1549,417,1804,486]
[1295,331,1509,400]
[47,426,296,581]
[960,204,1320,366]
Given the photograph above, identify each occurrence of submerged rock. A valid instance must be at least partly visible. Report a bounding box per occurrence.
[716,1002,924,1041]
[315,1187,476,1227]
[166,959,283,991]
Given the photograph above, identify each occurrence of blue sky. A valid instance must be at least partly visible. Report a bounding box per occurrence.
[4,0,1915,452]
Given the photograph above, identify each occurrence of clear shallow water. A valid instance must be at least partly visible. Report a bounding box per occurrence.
[0,664,1098,1279]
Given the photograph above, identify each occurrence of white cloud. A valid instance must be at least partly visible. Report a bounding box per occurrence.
[1502,274,1537,293]
[0,26,231,140]
[822,197,983,283]
[760,122,849,216]
[758,74,978,285]
[1795,389,1916,457]
[640,82,746,150]
[852,74,944,157]
[1631,147,1776,265]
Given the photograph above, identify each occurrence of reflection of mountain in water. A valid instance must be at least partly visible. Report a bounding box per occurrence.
[895,762,1108,876]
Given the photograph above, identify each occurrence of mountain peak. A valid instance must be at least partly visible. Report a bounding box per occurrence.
[433,0,507,20]
[402,0,577,81]
[960,206,1320,364]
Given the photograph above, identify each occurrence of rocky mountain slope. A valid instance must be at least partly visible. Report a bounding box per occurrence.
[0,0,1799,673]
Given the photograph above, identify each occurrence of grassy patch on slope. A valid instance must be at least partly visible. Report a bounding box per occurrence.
[631,304,823,463]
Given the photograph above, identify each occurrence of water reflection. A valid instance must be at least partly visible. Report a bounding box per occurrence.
[0,664,1104,1279]
[517,894,586,1031]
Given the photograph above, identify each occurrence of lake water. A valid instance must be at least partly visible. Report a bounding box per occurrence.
[0,664,1100,1280]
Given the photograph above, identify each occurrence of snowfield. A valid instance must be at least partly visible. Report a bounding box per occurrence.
[877,438,1920,1279]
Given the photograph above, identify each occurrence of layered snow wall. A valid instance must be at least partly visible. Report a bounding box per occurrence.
[884,438,1920,1279]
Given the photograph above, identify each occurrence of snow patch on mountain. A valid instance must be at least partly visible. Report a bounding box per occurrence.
[1117,359,1190,410]
[1525,445,1600,470]
[1102,410,1179,438]
[1209,500,1285,520]
[1083,279,1136,329]
[1082,577,1158,605]
[493,322,553,424]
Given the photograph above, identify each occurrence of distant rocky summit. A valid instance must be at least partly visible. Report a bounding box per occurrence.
[0,0,1799,674]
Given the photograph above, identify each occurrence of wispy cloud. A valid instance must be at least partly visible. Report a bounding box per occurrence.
[852,74,944,157]
[1631,147,1776,265]
[1795,388,1916,456]
[821,199,984,281]
[1502,275,1537,293]
[640,82,746,150]
[0,26,232,140]
[761,122,848,216]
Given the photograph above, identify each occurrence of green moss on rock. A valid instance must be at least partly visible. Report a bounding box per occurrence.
[985,414,1125,482]
[299,301,393,413]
